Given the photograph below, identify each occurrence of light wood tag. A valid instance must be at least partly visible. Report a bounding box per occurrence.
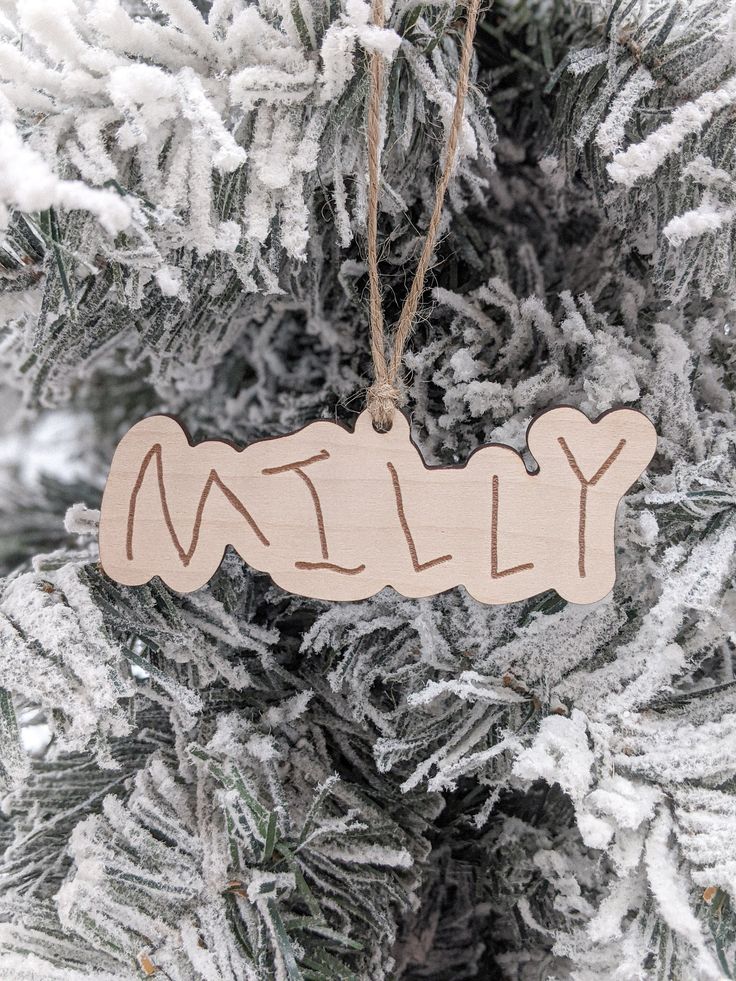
[99,407,656,605]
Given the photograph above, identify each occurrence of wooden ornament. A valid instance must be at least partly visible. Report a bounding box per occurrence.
[99,407,656,605]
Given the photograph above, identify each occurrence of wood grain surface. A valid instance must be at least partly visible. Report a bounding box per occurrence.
[99,407,657,604]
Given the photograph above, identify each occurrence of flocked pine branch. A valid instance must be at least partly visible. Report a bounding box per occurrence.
[0,0,734,978]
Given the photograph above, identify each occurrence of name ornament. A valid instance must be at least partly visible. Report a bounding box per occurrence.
[99,407,656,605]
[98,0,658,606]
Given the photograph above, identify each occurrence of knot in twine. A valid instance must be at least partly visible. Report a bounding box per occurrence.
[364,0,481,430]
[367,380,404,431]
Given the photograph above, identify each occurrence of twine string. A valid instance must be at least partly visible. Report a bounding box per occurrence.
[366,0,482,429]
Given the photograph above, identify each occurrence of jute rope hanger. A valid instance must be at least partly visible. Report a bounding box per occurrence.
[365,0,483,430]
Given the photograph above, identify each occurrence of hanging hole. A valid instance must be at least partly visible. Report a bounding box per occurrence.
[372,419,393,434]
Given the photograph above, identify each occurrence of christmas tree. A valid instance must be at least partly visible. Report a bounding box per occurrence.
[0,0,735,977]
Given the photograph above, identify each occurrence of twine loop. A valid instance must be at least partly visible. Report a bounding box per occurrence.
[365,0,482,429]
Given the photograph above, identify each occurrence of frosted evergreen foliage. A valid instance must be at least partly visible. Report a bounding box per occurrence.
[0,0,734,978]
[550,0,736,303]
